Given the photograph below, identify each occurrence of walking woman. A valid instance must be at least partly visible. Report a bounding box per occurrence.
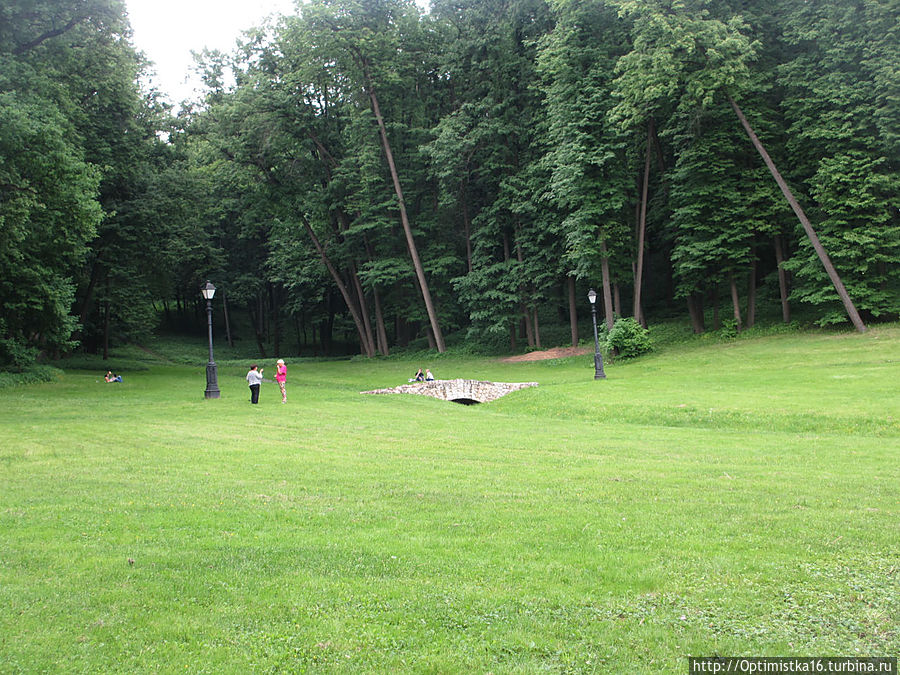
[275,359,287,403]
[246,364,263,404]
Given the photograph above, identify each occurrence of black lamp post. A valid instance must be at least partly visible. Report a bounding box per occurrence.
[587,288,606,380]
[201,280,220,399]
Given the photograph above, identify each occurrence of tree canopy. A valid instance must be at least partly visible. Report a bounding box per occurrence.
[1,0,897,369]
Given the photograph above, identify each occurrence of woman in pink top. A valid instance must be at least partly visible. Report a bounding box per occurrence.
[275,359,287,403]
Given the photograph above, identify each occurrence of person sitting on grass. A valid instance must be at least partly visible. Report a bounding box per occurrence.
[411,368,425,382]
[425,368,434,381]
[104,371,123,383]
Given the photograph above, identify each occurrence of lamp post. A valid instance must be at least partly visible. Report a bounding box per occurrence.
[201,280,220,399]
[587,288,606,380]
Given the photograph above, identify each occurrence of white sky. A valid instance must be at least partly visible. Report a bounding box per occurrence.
[127,0,430,107]
[126,0,298,106]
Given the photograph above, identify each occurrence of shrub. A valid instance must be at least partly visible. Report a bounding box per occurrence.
[0,365,62,388]
[0,330,37,372]
[719,318,739,340]
[606,317,652,358]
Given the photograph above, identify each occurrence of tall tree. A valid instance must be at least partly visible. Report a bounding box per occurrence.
[303,0,449,352]
[0,0,148,367]
[430,0,556,346]
[537,0,631,332]
[775,0,899,326]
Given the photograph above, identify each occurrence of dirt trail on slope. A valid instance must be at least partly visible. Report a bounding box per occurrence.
[498,346,591,362]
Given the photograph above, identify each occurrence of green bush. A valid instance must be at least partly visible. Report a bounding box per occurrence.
[606,317,652,358]
[0,329,37,372]
[719,318,739,340]
[0,365,62,388]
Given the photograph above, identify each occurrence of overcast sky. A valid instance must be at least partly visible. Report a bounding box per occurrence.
[126,0,297,105]
[127,0,430,107]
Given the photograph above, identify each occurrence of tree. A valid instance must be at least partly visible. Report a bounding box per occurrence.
[775,0,899,325]
[0,0,142,368]
[538,0,631,333]
[0,91,101,367]
[429,0,556,348]
[302,0,449,352]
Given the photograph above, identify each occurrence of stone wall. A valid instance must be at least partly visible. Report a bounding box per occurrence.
[361,379,538,403]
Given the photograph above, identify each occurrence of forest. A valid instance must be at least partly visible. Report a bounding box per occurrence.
[1,0,898,369]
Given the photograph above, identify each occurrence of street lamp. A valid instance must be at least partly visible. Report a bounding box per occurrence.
[201,280,220,399]
[587,289,606,380]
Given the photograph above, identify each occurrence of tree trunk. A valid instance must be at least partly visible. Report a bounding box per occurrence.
[249,305,266,358]
[746,253,757,329]
[222,290,234,348]
[77,259,102,335]
[372,285,389,356]
[271,284,281,358]
[320,319,331,356]
[613,283,621,318]
[567,276,578,347]
[258,294,265,343]
[774,234,791,323]
[632,262,646,326]
[503,233,516,352]
[462,183,473,274]
[514,230,534,347]
[729,271,743,332]
[600,239,615,331]
[350,263,376,357]
[728,93,866,332]
[633,120,652,323]
[712,285,721,330]
[300,213,373,356]
[365,68,445,351]
[362,234,389,355]
[532,307,541,350]
[687,293,705,334]
[321,292,334,355]
[102,300,110,361]
[521,307,534,347]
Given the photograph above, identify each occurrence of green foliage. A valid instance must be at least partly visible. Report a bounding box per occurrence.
[785,152,900,324]
[0,321,37,373]
[537,0,632,285]
[3,0,899,368]
[606,316,652,357]
[718,317,739,339]
[0,364,61,388]
[0,0,162,368]
[777,0,900,324]
[610,0,758,128]
[0,87,102,369]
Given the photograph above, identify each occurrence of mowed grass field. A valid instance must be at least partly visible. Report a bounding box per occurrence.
[1,326,898,672]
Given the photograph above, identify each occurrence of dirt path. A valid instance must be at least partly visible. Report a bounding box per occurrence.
[498,346,591,362]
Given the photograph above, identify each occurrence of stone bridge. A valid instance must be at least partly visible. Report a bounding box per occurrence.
[361,379,538,404]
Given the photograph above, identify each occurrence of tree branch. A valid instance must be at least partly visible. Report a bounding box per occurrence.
[0,182,39,196]
[13,14,86,55]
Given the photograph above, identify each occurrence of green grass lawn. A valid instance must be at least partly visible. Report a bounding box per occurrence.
[1,326,898,672]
